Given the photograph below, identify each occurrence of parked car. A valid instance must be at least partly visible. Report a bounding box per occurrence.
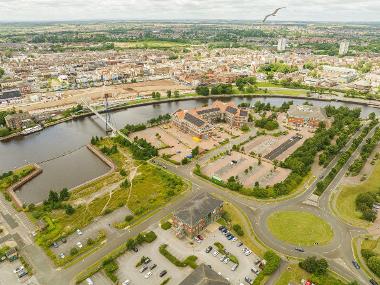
[206,246,213,253]
[132,247,138,252]
[76,229,83,235]
[194,236,201,243]
[61,238,67,243]
[77,242,83,248]
[220,255,226,262]
[370,279,379,285]
[122,280,130,285]
[213,250,219,257]
[245,276,253,284]
[59,253,65,259]
[218,226,226,231]
[237,242,243,247]
[150,264,157,270]
[295,247,305,252]
[53,242,59,248]
[13,266,24,274]
[159,270,167,277]
[352,260,360,269]
[144,271,152,279]
[245,249,252,256]
[223,257,230,264]
[144,257,151,264]
[254,258,261,265]
[18,270,28,278]
[85,278,94,285]
[251,266,259,274]
[227,235,234,240]
[139,265,148,273]
[232,237,238,242]
[197,235,204,240]
[231,263,238,271]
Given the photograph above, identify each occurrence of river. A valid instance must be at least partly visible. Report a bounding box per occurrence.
[1,96,379,204]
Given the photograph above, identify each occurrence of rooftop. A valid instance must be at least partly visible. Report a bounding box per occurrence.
[179,263,230,285]
[174,193,223,226]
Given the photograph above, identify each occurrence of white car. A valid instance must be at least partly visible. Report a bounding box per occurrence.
[212,250,219,257]
[59,253,65,259]
[219,255,226,262]
[223,257,230,264]
[13,266,24,273]
[144,271,152,279]
[76,229,83,235]
[232,237,238,242]
[231,263,238,271]
[122,280,130,285]
[85,278,94,285]
[77,242,83,248]
[245,249,252,256]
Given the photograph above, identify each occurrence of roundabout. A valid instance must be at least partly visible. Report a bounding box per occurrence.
[266,210,334,246]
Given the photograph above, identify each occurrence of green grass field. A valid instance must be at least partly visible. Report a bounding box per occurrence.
[267,211,333,246]
[276,263,347,285]
[335,160,380,228]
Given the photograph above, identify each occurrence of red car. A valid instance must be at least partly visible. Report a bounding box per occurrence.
[197,235,204,240]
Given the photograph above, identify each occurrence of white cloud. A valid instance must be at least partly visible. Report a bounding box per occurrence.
[0,0,379,22]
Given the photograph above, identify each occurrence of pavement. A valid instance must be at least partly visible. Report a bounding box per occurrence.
[0,118,378,285]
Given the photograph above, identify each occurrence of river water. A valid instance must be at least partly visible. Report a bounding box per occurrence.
[1,96,378,204]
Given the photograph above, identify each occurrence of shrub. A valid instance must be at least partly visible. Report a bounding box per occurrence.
[125,215,134,222]
[367,256,380,277]
[232,224,244,236]
[262,251,281,275]
[143,231,157,243]
[299,256,328,275]
[159,244,197,269]
[70,247,79,256]
[161,221,172,230]
[362,249,377,260]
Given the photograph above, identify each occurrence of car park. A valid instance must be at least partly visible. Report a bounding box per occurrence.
[206,246,213,253]
[159,270,167,277]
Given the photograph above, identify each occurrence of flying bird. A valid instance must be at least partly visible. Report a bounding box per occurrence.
[262,7,286,23]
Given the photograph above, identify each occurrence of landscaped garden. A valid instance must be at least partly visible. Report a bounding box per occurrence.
[267,211,333,246]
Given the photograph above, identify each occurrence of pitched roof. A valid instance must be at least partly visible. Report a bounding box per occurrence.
[196,107,220,115]
[239,109,248,117]
[184,112,206,127]
[179,264,230,285]
[174,193,223,226]
[226,105,237,114]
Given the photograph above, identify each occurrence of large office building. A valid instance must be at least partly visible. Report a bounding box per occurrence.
[4,112,32,129]
[287,105,327,128]
[179,263,230,285]
[172,100,249,139]
[172,193,223,239]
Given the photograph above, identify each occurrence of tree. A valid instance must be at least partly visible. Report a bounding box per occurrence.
[299,256,328,275]
[367,256,380,276]
[126,238,136,250]
[59,188,70,201]
[87,238,94,246]
[195,86,209,96]
[65,204,75,215]
[70,247,79,256]
[125,215,134,222]
[191,146,199,157]
[167,90,172,98]
[0,67,4,79]
[174,90,180,97]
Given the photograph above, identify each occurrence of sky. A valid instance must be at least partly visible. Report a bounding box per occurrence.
[0,0,379,22]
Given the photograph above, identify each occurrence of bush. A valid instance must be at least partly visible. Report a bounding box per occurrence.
[262,251,281,275]
[87,238,94,246]
[362,249,377,260]
[70,247,79,256]
[161,221,172,230]
[125,215,134,222]
[299,256,328,275]
[143,231,157,243]
[232,224,244,236]
[159,244,197,269]
[367,256,380,277]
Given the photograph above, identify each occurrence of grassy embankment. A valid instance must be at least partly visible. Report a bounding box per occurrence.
[27,137,186,266]
[275,263,350,285]
[335,159,380,227]
[0,165,35,199]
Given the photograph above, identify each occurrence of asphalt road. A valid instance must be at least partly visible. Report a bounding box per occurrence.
[2,122,378,285]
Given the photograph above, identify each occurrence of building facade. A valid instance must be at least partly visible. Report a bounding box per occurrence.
[287,105,327,128]
[172,193,223,238]
[4,112,31,129]
[172,100,249,139]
